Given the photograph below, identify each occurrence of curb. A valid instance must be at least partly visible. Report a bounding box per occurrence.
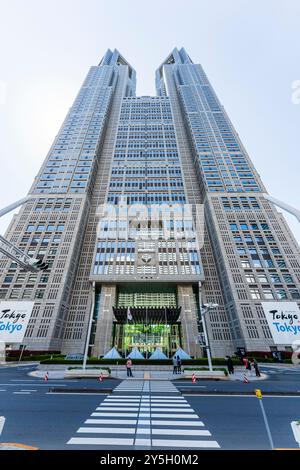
[177,390,300,396]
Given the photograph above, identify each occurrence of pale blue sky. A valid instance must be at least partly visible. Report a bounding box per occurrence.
[0,0,299,243]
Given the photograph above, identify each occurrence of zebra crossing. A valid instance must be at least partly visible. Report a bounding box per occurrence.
[112,379,179,394]
[67,380,220,449]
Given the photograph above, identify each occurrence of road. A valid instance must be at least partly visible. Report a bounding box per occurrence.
[0,364,299,450]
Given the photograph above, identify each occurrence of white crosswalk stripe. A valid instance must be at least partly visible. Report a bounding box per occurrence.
[67,379,220,449]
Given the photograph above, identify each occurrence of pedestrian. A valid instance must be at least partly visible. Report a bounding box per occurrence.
[126,358,133,377]
[252,358,261,377]
[176,355,182,374]
[244,357,252,375]
[172,355,178,374]
[226,355,234,374]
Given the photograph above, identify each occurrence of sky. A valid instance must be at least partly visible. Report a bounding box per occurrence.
[0,0,300,243]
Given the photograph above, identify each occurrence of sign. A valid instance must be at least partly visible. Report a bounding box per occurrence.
[261,302,300,345]
[0,301,34,343]
[65,353,84,361]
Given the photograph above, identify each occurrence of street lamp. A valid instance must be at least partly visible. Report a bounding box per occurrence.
[262,194,300,224]
[0,196,48,271]
[198,300,218,372]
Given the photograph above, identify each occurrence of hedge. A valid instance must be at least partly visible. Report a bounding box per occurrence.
[40,356,291,365]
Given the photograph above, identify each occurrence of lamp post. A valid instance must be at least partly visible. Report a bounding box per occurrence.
[262,194,300,223]
[197,284,218,372]
[83,281,96,370]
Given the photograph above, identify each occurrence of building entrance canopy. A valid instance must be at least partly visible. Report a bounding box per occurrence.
[112,306,181,324]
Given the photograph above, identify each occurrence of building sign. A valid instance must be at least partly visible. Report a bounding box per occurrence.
[261,302,300,345]
[0,301,34,343]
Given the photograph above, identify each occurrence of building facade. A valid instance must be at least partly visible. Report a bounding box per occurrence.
[0,48,299,357]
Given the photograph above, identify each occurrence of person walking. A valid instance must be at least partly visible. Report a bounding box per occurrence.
[243,357,252,376]
[172,355,178,374]
[226,355,234,374]
[252,358,261,377]
[176,355,182,374]
[126,358,133,377]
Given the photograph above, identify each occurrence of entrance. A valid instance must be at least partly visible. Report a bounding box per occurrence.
[113,322,182,358]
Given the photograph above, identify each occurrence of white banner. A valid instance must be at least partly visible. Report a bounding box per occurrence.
[261,301,300,345]
[0,301,34,343]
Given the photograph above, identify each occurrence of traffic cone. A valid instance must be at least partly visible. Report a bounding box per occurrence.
[44,371,49,382]
[192,372,196,384]
[99,372,103,382]
[243,373,249,383]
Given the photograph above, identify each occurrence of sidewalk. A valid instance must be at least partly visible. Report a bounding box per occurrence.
[227,368,267,382]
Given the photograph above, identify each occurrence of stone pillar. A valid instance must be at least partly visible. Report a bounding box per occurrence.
[177,284,202,358]
[92,284,116,357]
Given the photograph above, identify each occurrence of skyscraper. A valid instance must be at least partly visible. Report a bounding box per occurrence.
[0,48,299,358]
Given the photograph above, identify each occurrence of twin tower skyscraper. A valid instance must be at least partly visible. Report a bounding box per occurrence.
[0,48,299,358]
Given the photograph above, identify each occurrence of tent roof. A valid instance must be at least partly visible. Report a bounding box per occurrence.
[103,347,122,359]
[149,347,168,360]
[173,347,191,360]
[126,347,144,359]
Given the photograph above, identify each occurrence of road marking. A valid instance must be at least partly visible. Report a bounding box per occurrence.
[151,420,205,426]
[67,437,134,446]
[77,427,135,434]
[104,398,140,402]
[20,390,37,392]
[0,389,6,392]
[151,429,211,436]
[85,419,137,425]
[151,413,199,418]
[91,412,138,417]
[67,379,220,449]
[135,438,151,446]
[145,403,190,407]
[13,391,31,394]
[0,383,66,387]
[152,439,220,448]
[46,392,109,396]
[136,428,151,434]
[147,408,194,413]
[181,394,300,398]
[96,407,139,411]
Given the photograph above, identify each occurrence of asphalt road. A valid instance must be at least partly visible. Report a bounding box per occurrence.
[0,364,299,450]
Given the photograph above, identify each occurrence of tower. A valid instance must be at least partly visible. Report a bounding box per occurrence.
[0,48,299,358]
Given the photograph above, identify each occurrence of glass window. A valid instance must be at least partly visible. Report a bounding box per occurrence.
[230,224,238,231]
[241,260,251,268]
[252,259,262,268]
[240,224,248,230]
[270,274,281,283]
[262,289,274,299]
[47,225,55,231]
[26,225,35,232]
[34,290,45,299]
[245,274,256,283]
[250,288,261,299]
[283,274,293,283]
[276,289,287,299]
[258,274,268,283]
[289,289,300,299]
[277,260,287,268]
